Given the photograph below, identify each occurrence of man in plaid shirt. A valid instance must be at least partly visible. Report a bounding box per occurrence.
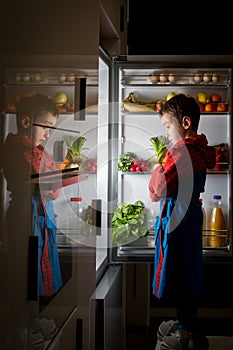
[149,94,216,349]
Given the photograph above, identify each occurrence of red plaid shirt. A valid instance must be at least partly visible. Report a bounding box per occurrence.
[2,133,61,199]
[2,133,61,297]
[149,134,216,202]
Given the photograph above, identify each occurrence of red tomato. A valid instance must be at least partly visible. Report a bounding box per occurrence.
[135,166,142,172]
[140,162,148,171]
[129,165,136,172]
[86,161,92,169]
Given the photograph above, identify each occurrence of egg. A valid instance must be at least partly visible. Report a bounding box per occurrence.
[67,73,75,83]
[147,73,159,84]
[189,76,194,84]
[203,73,211,83]
[212,74,219,83]
[59,74,66,83]
[35,73,42,83]
[15,73,21,82]
[193,73,202,84]
[23,73,30,83]
[168,73,176,83]
[159,73,168,83]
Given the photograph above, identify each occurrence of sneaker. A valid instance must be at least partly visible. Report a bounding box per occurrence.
[33,318,57,340]
[160,330,194,350]
[29,329,46,349]
[157,320,179,341]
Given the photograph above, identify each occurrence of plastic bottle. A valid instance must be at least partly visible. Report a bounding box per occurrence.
[208,195,226,248]
[69,197,85,230]
[199,198,207,247]
[71,197,84,217]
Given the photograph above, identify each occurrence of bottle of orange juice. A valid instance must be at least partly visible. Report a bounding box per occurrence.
[209,195,226,247]
[199,198,207,247]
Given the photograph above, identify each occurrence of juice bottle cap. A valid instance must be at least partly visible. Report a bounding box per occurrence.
[70,197,82,202]
[213,195,221,200]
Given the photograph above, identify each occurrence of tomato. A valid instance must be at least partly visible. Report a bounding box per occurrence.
[135,166,142,172]
[140,162,149,171]
[129,165,136,172]
[86,161,92,169]
[216,146,227,155]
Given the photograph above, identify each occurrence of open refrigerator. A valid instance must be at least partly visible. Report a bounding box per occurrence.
[109,55,232,264]
[0,52,232,349]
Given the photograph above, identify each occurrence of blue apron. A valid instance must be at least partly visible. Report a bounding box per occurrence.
[32,197,62,297]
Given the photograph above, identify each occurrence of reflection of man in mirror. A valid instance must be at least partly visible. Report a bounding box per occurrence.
[2,93,63,313]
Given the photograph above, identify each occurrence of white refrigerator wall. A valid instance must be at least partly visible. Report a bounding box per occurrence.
[115,63,232,257]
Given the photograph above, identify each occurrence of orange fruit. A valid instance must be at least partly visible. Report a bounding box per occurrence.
[205,103,215,112]
[217,103,228,112]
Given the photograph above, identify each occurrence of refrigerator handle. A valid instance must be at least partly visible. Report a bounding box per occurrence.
[27,235,38,301]
[74,77,86,121]
[92,199,101,236]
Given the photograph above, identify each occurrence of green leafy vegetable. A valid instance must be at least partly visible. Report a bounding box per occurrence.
[149,135,169,164]
[111,200,149,246]
[80,205,93,236]
[117,152,137,172]
[64,135,88,164]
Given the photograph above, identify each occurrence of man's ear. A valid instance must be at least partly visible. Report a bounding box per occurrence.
[21,115,31,128]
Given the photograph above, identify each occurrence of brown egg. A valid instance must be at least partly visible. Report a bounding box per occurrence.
[147,73,159,83]
[159,73,168,83]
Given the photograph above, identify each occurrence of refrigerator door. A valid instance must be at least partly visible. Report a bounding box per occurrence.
[90,265,124,350]
[110,55,232,263]
[0,55,100,349]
